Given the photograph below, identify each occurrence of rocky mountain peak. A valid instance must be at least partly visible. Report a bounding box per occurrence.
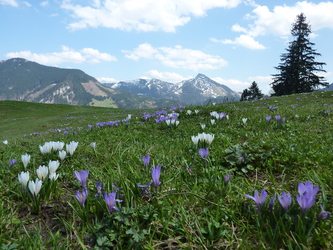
[105,73,240,104]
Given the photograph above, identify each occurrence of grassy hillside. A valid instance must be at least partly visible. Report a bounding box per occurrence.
[0,100,142,141]
[0,91,332,249]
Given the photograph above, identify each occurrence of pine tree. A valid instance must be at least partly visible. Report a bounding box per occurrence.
[240,89,250,101]
[240,81,263,101]
[271,13,328,96]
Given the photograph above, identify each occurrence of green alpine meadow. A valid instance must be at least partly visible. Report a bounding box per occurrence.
[0,90,332,249]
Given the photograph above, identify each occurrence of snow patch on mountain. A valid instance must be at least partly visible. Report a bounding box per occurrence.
[102,73,240,104]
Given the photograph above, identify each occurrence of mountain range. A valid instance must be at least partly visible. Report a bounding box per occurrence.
[103,74,240,104]
[0,58,180,109]
[0,58,240,109]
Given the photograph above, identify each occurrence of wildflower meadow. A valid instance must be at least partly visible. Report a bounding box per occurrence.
[0,91,332,249]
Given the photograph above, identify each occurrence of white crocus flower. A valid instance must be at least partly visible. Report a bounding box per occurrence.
[3,140,8,145]
[211,119,216,125]
[194,110,199,114]
[165,119,171,126]
[191,135,199,147]
[51,141,64,151]
[66,141,79,156]
[186,110,192,115]
[39,143,52,154]
[175,120,180,127]
[201,124,206,130]
[18,171,30,187]
[28,178,43,196]
[90,142,96,150]
[21,154,31,169]
[210,111,217,117]
[59,150,67,161]
[48,160,60,175]
[36,165,48,180]
[197,132,214,145]
[242,118,248,125]
[49,172,59,180]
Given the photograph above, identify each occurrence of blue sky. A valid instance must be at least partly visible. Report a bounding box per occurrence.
[1,0,332,94]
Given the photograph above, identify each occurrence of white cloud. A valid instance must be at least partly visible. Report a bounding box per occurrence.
[123,44,228,71]
[247,76,272,94]
[243,0,258,7]
[122,43,158,61]
[61,0,242,32]
[212,77,250,92]
[5,46,117,65]
[97,77,119,83]
[213,76,272,94]
[213,2,333,50]
[0,0,18,7]
[147,70,192,83]
[212,35,266,50]
[81,48,117,63]
[23,1,31,7]
[247,75,272,84]
[234,2,333,37]
[40,1,48,7]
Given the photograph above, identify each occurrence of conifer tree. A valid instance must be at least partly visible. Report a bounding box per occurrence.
[271,13,328,96]
[240,81,263,101]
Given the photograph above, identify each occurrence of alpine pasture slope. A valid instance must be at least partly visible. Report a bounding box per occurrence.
[0,91,332,249]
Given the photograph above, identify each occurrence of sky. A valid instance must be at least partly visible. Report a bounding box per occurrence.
[1,0,332,94]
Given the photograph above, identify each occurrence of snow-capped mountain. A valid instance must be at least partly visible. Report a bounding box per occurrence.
[103,73,240,104]
[106,78,176,99]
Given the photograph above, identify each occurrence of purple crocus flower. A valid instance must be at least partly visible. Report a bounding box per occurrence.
[296,181,318,214]
[224,174,232,184]
[265,116,271,123]
[140,155,150,167]
[268,194,276,212]
[74,170,90,190]
[218,112,227,120]
[198,148,209,167]
[269,106,278,110]
[296,193,316,214]
[298,181,319,197]
[152,165,162,187]
[75,189,88,206]
[95,180,103,197]
[143,114,152,121]
[9,158,17,168]
[245,189,268,211]
[96,122,105,127]
[104,190,122,214]
[278,192,292,211]
[275,115,281,123]
[137,180,153,196]
[198,148,209,159]
[319,204,330,220]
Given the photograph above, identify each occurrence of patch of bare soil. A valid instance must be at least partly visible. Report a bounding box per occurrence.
[81,81,108,97]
